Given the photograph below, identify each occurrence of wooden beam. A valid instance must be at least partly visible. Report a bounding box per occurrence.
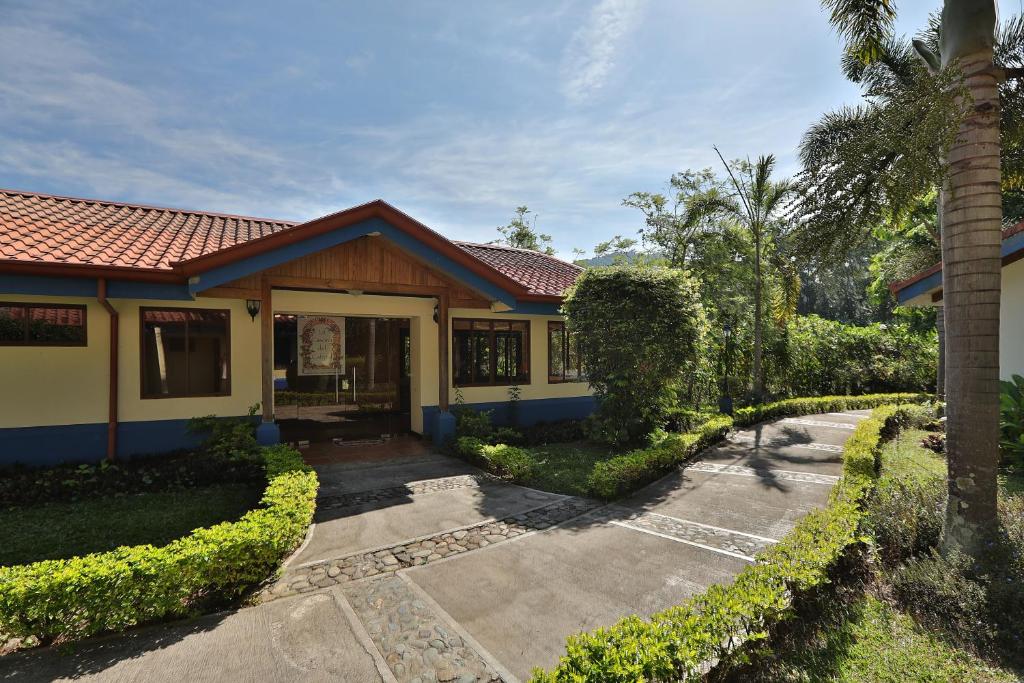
[260,278,274,423]
[438,293,449,411]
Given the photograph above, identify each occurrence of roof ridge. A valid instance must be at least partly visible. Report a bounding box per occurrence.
[0,187,299,226]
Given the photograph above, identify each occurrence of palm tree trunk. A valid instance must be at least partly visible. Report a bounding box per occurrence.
[940,47,1002,557]
[753,230,764,401]
[936,305,945,398]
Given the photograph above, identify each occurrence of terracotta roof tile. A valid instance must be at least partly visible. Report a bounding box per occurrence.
[454,241,582,297]
[0,189,296,271]
[0,189,581,298]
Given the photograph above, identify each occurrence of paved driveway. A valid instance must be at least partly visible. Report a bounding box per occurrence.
[0,412,866,682]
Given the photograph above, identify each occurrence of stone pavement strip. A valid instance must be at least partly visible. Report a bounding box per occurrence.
[265,495,603,601]
[343,574,505,683]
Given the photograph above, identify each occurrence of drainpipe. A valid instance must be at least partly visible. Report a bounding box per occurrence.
[97,279,119,461]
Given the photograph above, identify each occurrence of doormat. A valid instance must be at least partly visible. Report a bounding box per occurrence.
[331,437,386,447]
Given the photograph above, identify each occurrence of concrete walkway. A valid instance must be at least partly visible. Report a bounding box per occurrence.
[0,412,866,682]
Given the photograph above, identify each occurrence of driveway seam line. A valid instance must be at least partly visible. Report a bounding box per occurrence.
[608,520,757,562]
[641,511,781,543]
[397,572,522,683]
[686,461,841,484]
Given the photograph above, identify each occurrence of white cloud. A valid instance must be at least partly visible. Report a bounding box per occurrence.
[560,0,645,104]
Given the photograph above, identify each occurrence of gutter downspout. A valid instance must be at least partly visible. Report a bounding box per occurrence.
[97,279,118,461]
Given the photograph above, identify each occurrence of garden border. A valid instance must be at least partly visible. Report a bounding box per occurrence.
[0,444,318,644]
[529,396,927,681]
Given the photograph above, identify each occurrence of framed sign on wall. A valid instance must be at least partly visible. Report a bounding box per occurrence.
[297,315,345,376]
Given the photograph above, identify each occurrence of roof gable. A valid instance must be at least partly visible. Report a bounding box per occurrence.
[0,189,580,301]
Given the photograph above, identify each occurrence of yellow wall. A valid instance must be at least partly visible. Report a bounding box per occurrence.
[0,292,590,432]
[1001,259,1024,380]
[0,294,110,428]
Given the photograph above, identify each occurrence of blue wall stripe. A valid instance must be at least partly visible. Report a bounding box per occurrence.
[0,417,256,467]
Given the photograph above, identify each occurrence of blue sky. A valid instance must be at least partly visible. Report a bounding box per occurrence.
[0,0,1008,258]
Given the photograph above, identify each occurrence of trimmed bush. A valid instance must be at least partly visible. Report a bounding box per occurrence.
[733,393,931,428]
[0,444,317,644]
[530,404,909,682]
[586,417,732,500]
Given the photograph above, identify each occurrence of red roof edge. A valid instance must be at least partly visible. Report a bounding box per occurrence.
[0,259,185,283]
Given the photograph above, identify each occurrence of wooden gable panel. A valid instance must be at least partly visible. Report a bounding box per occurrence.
[210,236,488,305]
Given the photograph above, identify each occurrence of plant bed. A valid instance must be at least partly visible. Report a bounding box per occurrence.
[0,444,318,646]
[0,483,263,567]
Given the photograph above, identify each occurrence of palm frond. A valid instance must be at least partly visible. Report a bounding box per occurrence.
[822,0,898,63]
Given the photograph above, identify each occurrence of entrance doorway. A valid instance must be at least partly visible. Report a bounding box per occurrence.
[273,313,412,443]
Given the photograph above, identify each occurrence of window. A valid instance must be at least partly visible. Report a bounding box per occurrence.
[141,308,230,398]
[453,319,529,386]
[0,302,87,346]
[548,321,583,383]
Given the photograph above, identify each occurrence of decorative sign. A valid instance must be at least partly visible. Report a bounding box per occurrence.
[298,315,345,375]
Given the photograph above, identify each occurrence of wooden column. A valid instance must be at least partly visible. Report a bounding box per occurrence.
[438,292,449,411]
[260,278,274,423]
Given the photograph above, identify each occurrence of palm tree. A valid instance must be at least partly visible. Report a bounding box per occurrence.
[714,150,793,402]
[820,0,1002,556]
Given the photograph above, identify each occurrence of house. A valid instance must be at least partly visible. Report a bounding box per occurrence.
[890,221,1024,381]
[0,189,593,466]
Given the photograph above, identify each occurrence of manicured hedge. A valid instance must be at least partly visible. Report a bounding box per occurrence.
[733,393,930,428]
[586,417,733,500]
[530,403,918,682]
[0,444,317,643]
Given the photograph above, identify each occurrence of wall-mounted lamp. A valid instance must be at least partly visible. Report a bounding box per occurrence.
[246,299,261,321]
[433,303,439,323]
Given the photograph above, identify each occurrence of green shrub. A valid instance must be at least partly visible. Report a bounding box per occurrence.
[775,315,937,397]
[187,412,260,461]
[563,266,707,443]
[865,473,945,566]
[531,403,906,682]
[1000,374,1024,465]
[890,550,994,650]
[0,451,263,507]
[481,444,535,480]
[520,420,585,446]
[0,444,317,644]
[452,406,494,440]
[489,426,525,446]
[586,416,732,500]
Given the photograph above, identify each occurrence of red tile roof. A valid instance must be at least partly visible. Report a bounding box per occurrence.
[0,189,295,271]
[0,189,581,299]
[454,241,582,297]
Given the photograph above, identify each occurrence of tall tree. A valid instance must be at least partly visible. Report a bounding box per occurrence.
[715,150,794,402]
[621,170,731,267]
[820,0,1003,556]
[493,206,555,255]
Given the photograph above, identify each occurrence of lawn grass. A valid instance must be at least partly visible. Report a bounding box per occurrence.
[879,428,947,482]
[0,483,262,566]
[738,594,1018,683]
[514,440,620,496]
